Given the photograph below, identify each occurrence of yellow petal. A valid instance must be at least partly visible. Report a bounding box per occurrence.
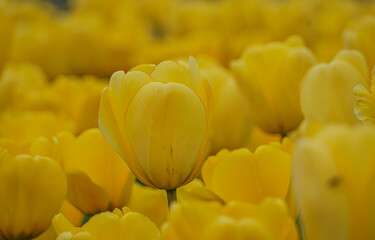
[210,148,260,202]
[61,129,134,211]
[128,183,168,228]
[150,61,187,85]
[201,216,273,240]
[125,82,207,189]
[121,212,161,240]
[53,214,76,236]
[66,170,109,215]
[129,64,156,75]
[254,145,291,199]
[82,212,122,239]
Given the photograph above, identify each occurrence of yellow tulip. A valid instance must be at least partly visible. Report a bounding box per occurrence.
[301,49,369,125]
[202,139,292,204]
[344,15,375,69]
[196,56,251,154]
[53,207,160,240]
[231,37,316,135]
[292,125,375,240]
[56,128,134,215]
[98,56,213,190]
[0,149,67,239]
[354,67,375,125]
[162,198,297,240]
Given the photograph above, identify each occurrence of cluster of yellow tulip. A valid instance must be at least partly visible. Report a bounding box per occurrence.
[1,0,375,239]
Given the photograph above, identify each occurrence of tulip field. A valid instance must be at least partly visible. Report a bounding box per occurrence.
[0,0,375,239]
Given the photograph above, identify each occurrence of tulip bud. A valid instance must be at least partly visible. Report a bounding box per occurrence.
[98,57,213,190]
[231,37,316,135]
[0,150,67,239]
[301,49,369,125]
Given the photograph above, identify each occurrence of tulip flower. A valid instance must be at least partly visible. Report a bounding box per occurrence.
[57,128,134,215]
[0,149,67,239]
[292,125,375,240]
[162,198,297,240]
[202,139,292,204]
[344,15,375,69]
[53,207,160,240]
[301,49,369,125]
[231,37,316,135]
[98,57,213,206]
[196,56,251,154]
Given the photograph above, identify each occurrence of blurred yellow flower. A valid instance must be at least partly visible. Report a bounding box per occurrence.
[196,56,251,154]
[98,57,213,190]
[231,36,316,135]
[53,207,160,240]
[301,49,369,125]
[162,198,297,240]
[202,139,292,204]
[0,62,48,111]
[0,111,75,144]
[57,128,134,215]
[50,75,106,133]
[0,149,67,239]
[292,125,375,240]
[344,15,375,70]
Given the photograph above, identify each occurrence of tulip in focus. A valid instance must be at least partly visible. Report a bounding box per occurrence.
[98,57,213,196]
[301,49,369,125]
[53,207,160,240]
[231,36,316,135]
[162,198,297,240]
[293,125,375,240]
[0,149,67,239]
[57,128,134,215]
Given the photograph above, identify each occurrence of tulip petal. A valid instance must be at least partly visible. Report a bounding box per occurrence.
[125,82,207,189]
[66,170,109,215]
[150,61,187,85]
[254,145,291,199]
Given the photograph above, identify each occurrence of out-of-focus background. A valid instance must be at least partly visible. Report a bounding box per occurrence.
[1,0,375,78]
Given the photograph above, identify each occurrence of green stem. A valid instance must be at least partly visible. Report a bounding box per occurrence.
[166,188,177,211]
